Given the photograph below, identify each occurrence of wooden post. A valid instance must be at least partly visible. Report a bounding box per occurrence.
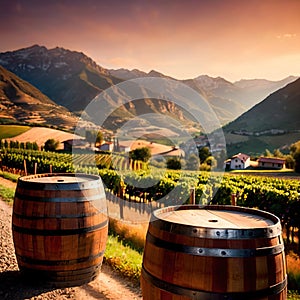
[231,193,237,206]
[189,187,195,205]
[23,160,27,176]
[34,162,37,175]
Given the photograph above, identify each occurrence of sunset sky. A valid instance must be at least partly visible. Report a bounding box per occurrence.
[1,0,299,82]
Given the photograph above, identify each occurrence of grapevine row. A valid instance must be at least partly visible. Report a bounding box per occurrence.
[1,148,299,250]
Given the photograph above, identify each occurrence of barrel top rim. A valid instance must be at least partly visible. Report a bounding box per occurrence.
[18,173,100,184]
[152,205,280,230]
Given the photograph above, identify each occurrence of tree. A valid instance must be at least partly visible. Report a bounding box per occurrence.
[85,130,99,147]
[186,154,200,170]
[32,142,39,150]
[273,149,284,158]
[129,147,151,162]
[264,149,272,157]
[204,156,217,168]
[85,130,103,147]
[216,149,227,170]
[26,141,33,150]
[285,154,295,170]
[198,146,210,163]
[290,141,300,173]
[166,158,182,170]
[96,131,104,146]
[44,139,59,152]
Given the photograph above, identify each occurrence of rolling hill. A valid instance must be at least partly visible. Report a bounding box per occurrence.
[225,78,300,133]
[5,126,83,150]
[0,65,78,130]
[224,78,300,156]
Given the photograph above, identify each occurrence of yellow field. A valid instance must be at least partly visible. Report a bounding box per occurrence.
[5,126,83,149]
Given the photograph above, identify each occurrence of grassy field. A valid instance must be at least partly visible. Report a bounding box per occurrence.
[104,234,142,282]
[0,125,31,139]
[0,126,83,149]
[229,168,298,177]
[0,184,15,203]
[0,173,299,298]
[225,131,300,157]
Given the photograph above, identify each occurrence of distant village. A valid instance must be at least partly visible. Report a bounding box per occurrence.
[63,132,287,171]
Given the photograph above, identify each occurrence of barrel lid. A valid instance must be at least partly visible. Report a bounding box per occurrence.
[152,205,281,239]
[17,173,102,190]
[159,207,274,229]
[24,174,91,183]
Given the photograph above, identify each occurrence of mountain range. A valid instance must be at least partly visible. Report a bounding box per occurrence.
[0,45,121,113]
[0,45,297,127]
[0,65,78,130]
[225,78,300,133]
[223,77,300,156]
[0,44,299,155]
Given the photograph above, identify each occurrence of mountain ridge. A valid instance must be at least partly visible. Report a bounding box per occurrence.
[0,45,298,131]
[0,44,122,113]
[0,65,78,130]
[225,78,300,133]
[224,78,300,156]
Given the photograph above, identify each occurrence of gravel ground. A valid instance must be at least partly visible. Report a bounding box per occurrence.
[0,195,142,300]
[0,198,78,299]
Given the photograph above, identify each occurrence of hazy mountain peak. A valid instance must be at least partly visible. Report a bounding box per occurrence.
[109,68,147,80]
[225,77,300,132]
[194,74,234,87]
[234,76,298,89]
[0,44,109,76]
[147,69,165,77]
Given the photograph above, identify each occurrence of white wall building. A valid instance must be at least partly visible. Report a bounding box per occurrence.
[228,153,250,170]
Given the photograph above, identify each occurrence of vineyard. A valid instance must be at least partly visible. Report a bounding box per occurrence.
[1,148,300,253]
[0,148,148,175]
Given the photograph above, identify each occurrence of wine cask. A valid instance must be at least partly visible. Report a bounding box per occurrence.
[12,173,108,287]
[141,205,287,300]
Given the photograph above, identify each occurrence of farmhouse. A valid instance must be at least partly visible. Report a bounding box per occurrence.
[62,139,88,151]
[99,142,114,152]
[227,153,250,170]
[257,157,286,169]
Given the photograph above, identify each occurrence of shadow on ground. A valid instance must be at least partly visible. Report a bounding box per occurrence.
[0,270,66,300]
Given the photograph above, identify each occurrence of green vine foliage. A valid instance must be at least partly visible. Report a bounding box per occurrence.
[1,148,299,251]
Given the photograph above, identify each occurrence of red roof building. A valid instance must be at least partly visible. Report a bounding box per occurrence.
[257,157,286,169]
[228,153,251,170]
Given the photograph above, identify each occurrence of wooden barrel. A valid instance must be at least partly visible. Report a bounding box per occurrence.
[141,205,287,300]
[12,173,108,287]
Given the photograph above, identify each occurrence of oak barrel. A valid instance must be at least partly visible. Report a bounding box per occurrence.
[12,173,108,287]
[141,205,287,300]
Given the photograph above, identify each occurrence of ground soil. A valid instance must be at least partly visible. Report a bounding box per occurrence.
[0,177,142,300]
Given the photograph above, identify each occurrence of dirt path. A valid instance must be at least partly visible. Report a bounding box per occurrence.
[0,177,143,300]
[0,176,17,189]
